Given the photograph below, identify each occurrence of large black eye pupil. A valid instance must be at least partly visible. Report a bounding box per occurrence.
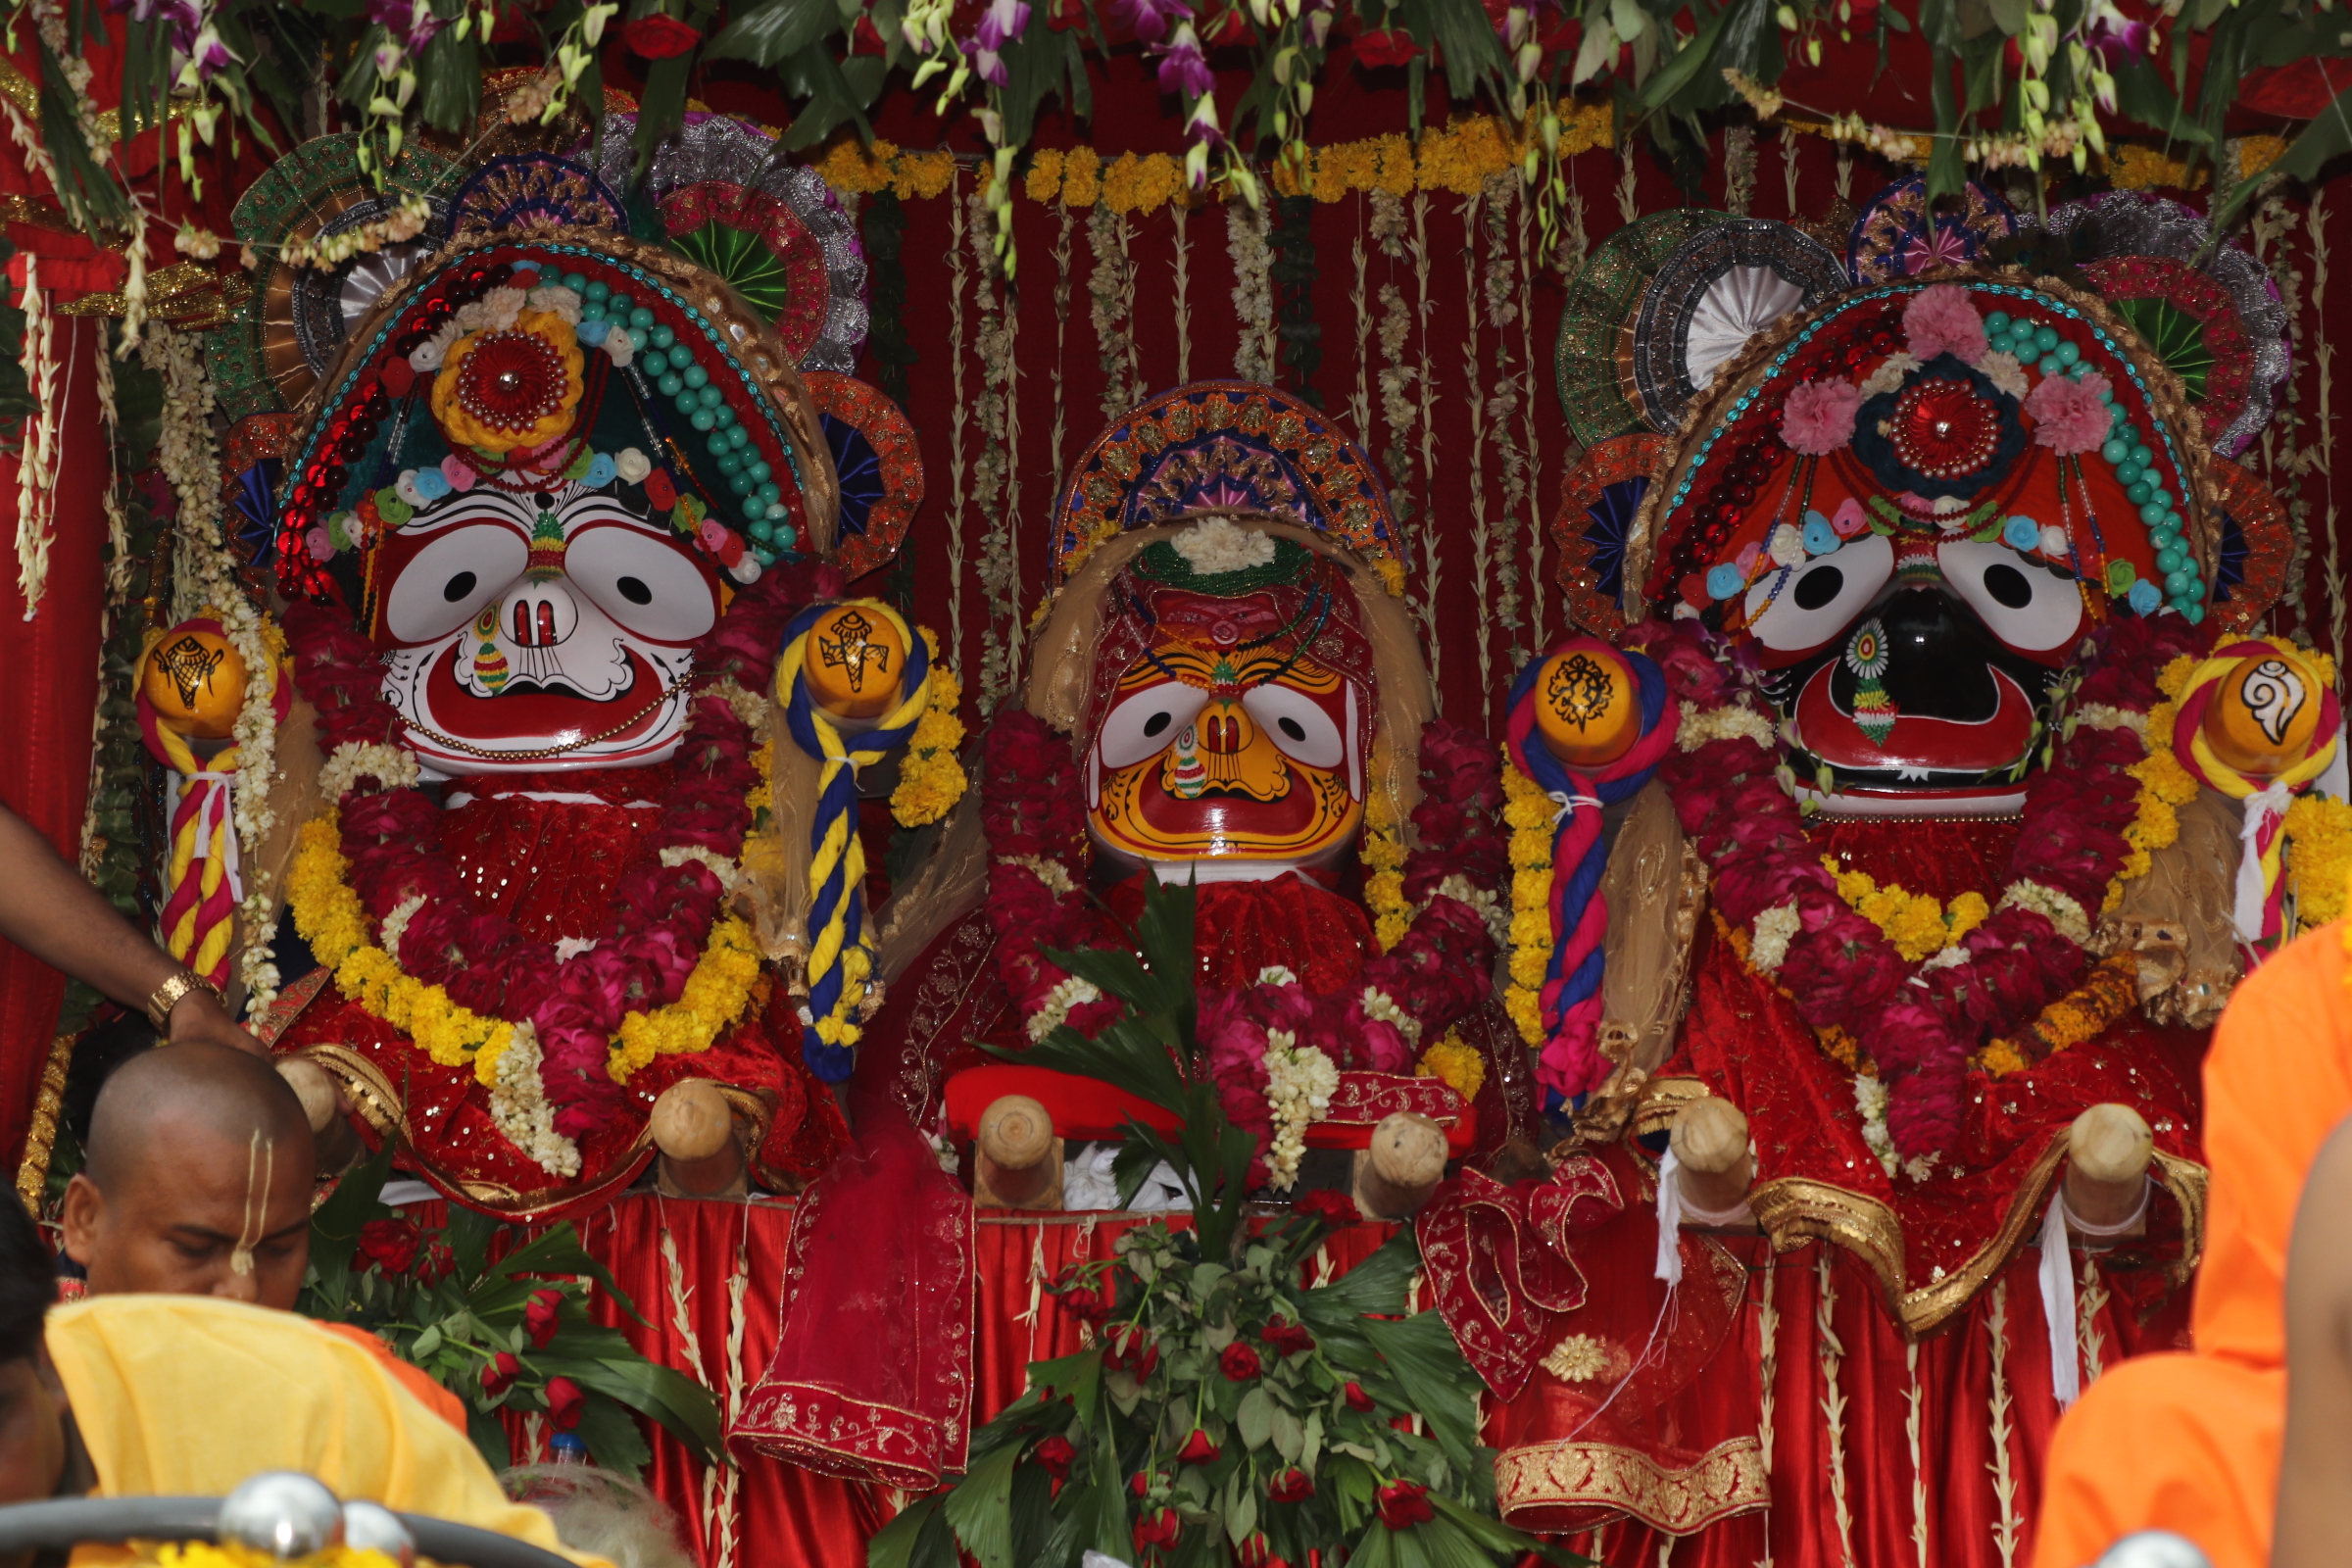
[1143,710,1173,738]
[1984,564,2034,609]
[442,571,477,603]
[617,576,653,605]
[1278,717,1307,742]
[1792,566,1844,611]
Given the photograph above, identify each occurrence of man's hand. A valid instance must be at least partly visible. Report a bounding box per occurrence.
[168,987,268,1058]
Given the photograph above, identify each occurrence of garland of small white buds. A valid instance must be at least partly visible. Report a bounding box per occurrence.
[146,325,289,1014]
[1261,1027,1338,1193]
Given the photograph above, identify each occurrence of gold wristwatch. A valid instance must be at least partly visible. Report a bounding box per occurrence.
[144,970,225,1034]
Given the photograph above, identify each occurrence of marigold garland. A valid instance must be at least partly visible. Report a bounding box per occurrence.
[890,629,970,829]
[1360,788,1411,953]
[1823,858,1991,963]
[1979,952,2142,1077]
[1501,757,1555,1047]
[2284,793,2352,930]
[1415,1030,1487,1103]
[287,812,762,1092]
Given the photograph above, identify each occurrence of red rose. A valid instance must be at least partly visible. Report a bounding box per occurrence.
[545,1375,585,1432]
[417,1242,456,1285]
[620,12,702,56]
[850,14,887,50]
[1203,5,1251,43]
[1133,1507,1182,1550]
[1353,26,1419,64]
[644,469,678,510]
[1267,1466,1314,1503]
[1104,1325,1160,1378]
[378,358,416,398]
[1292,1189,1357,1230]
[355,1218,420,1275]
[1237,1533,1288,1568]
[1032,1434,1076,1480]
[1129,1470,1157,1497]
[1375,1478,1435,1529]
[480,1351,520,1398]
[1259,1318,1314,1358]
[1053,1266,1113,1322]
[1176,1428,1220,1464]
[523,1287,564,1348]
[1219,1341,1262,1382]
[1344,1381,1375,1412]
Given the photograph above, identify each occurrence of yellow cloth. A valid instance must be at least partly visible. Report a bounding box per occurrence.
[2034,921,2352,1568]
[43,1296,607,1568]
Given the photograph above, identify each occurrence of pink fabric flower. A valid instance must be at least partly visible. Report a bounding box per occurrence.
[1901,283,1987,366]
[1781,378,1862,457]
[1830,498,1869,538]
[2025,371,2115,456]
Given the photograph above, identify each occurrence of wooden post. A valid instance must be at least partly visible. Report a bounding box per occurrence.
[1672,1097,1753,1221]
[652,1080,748,1200]
[1351,1112,1448,1220]
[2063,1102,2154,1237]
[973,1094,1063,1209]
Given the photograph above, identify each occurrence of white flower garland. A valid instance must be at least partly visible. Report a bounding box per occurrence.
[378,894,426,958]
[2071,704,2147,737]
[13,256,57,615]
[1026,974,1103,1042]
[1998,880,2091,947]
[147,325,287,1013]
[1749,902,1802,974]
[1433,872,1508,946]
[486,1022,582,1178]
[1358,984,1424,1048]
[1853,1072,1937,1183]
[1261,1028,1337,1193]
[661,844,743,893]
[318,741,422,804]
[1008,854,1077,897]
[1227,202,1275,384]
[1679,700,1777,753]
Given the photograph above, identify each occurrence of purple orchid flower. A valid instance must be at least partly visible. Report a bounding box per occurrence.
[2087,13,2149,65]
[1150,21,1213,97]
[1114,0,1192,45]
[959,0,1026,86]
[367,0,444,51]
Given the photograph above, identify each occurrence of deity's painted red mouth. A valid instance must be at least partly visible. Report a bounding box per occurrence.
[1095,760,1346,858]
[417,642,667,747]
[1793,662,2037,778]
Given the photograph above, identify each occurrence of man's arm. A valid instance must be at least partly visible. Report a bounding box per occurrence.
[2273,1111,2352,1568]
[0,803,261,1056]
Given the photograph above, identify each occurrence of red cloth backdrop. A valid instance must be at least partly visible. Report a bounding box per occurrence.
[0,315,110,1168]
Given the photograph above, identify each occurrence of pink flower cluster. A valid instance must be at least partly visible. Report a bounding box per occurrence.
[1780,379,1863,457]
[2024,370,2118,456]
[1902,283,1988,366]
[285,561,832,1136]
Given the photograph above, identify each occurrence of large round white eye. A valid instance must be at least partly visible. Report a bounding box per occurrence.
[1939,541,2083,653]
[382,522,528,645]
[1241,683,1346,768]
[1098,682,1212,769]
[564,523,718,644]
[1745,533,1893,652]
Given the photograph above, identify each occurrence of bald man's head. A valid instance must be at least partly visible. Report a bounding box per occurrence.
[64,1045,316,1309]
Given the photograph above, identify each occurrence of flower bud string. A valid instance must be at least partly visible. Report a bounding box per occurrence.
[1502,640,1676,1110]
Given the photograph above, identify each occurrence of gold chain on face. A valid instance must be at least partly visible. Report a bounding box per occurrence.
[399,672,695,761]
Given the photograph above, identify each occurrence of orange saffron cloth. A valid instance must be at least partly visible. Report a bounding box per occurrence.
[2034,921,2352,1568]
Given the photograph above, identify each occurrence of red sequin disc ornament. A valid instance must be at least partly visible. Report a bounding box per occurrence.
[454,331,568,434]
[1888,377,2002,480]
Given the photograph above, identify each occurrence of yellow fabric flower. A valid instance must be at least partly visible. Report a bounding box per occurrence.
[430,309,585,455]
